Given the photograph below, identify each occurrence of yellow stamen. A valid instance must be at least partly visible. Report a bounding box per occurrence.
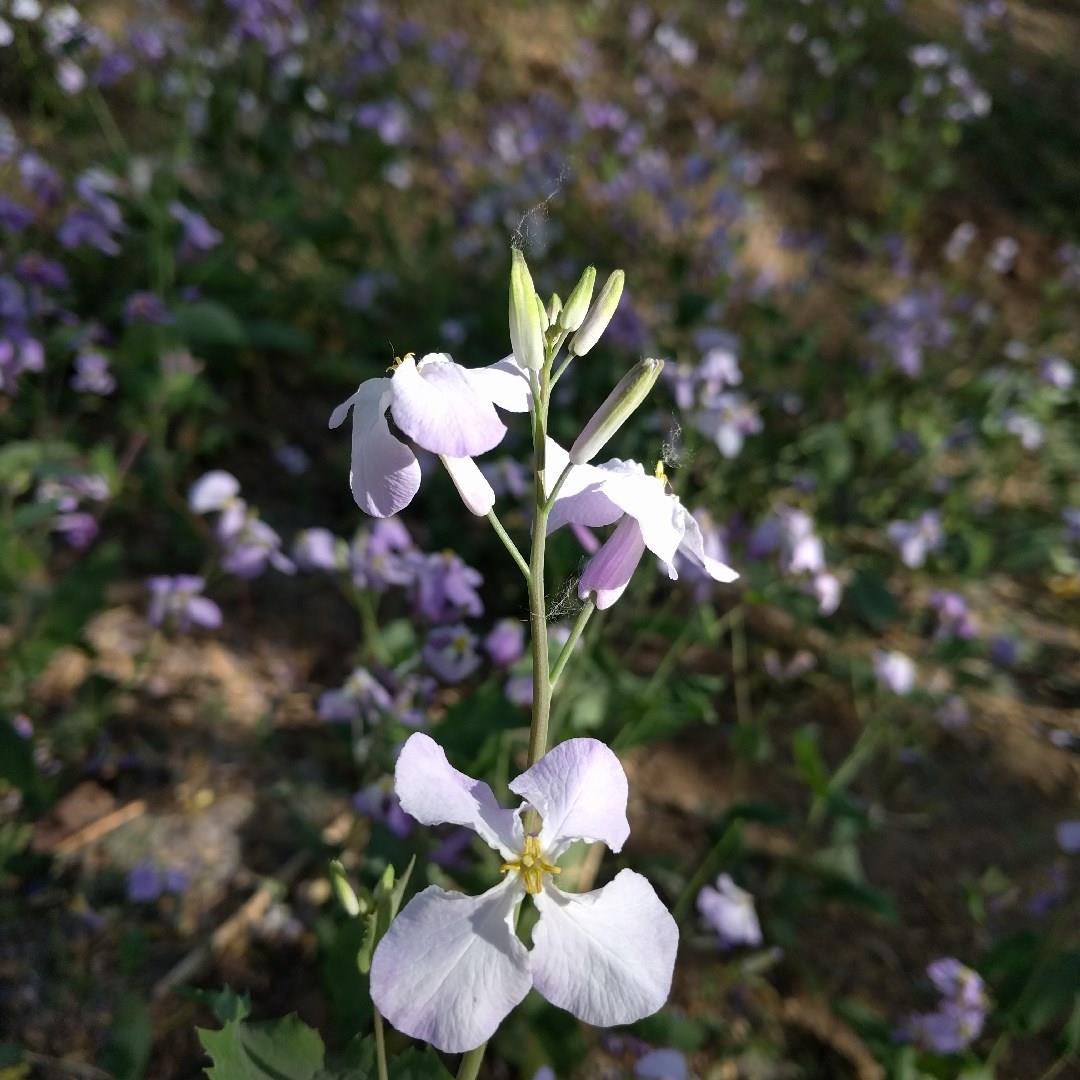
[499,834,561,895]
[654,459,668,483]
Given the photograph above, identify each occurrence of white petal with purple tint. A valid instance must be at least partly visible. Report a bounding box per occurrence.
[390,353,506,458]
[330,379,421,518]
[544,438,623,535]
[394,732,523,858]
[669,509,739,584]
[577,515,647,610]
[442,454,496,516]
[466,354,532,413]
[508,737,629,856]
[370,876,531,1053]
[531,870,678,1026]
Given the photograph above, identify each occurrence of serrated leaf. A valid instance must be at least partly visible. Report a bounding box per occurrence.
[198,1013,325,1079]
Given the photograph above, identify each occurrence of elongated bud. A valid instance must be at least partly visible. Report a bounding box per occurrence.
[570,269,624,356]
[329,860,363,918]
[535,294,549,331]
[547,293,562,324]
[509,247,545,372]
[570,357,664,465]
[558,265,596,332]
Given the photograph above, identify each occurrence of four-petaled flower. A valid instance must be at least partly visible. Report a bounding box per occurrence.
[545,439,738,609]
[370,733,679,1053]
[329,352,529,518]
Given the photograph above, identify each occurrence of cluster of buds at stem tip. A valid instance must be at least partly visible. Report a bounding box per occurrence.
[569,269,624,356]
[509,246,546,372]
[570,357,665,465]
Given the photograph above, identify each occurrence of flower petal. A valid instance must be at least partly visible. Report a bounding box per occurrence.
[601,468,686,567]
[508,737,629,855]
[442,454,496,516]
[370,877,531,1054]
[466,354,532,413]
[544,438,623,535]
[531,870,678,1027]
[331,379,421,518]
[578,515,646,610]
[391,353,507,457]
[395,732,523,857]
[670,509,739,584]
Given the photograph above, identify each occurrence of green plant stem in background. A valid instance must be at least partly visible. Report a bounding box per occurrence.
[550,599,595,688]
[456,1042,487,1080]
[486,509,530,579]
[373,1009,390,1080]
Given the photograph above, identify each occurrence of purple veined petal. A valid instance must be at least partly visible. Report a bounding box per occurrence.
[441,454,496,516]
[508,737,629,856]
[331,379,422,518]
[578,515,647,610]
[370,876,532,1054]
[390,353,507,458]
[466,353,532,413]
[531,870,678,1027]
[188,470,239,513]
[544,438,623,535]
[394,733,523,857]
[675,509,739,584]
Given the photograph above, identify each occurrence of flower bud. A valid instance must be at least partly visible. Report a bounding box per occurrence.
[569,269,624,356]
[558,265,596,332]
[329,859,364,918]
[508,247,545,372]
[547,293,562,324]
[570,357,664,465]
[535,294,549,331]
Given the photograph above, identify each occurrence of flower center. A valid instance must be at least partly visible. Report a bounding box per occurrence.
[500,834,561,895]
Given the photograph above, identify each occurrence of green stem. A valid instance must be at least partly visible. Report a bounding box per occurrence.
[373,1009,390,1080]
[542,461,574,514]
[486,509,530,580]
[550,599,595,688]
[456,1043,487,1080]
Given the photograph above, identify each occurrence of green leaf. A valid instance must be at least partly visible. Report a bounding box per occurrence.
[792,726,830,798]
[244,320,313,353]
[198,1013,325,1079]
[172,301,247,347]
[847,569,899,631]
[189,986,252,1024]
[386,1047,454,1079]
[99,993,153,1080]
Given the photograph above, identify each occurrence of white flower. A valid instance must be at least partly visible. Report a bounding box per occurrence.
[370,734,679,1053]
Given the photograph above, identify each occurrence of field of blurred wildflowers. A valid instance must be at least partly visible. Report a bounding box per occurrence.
[1,1,1079,1077]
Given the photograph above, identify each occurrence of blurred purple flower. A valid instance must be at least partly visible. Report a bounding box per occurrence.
[901,958,988,1054]
[274,444,310,475]
[71,351,115,395]
[929,591,978,640]
[189,470,241,513]
[484,619,525,667]
[146,575,222,631]
[1003,412,1043,451]
[505,673,532,707]
[53,511,99,550]
[170,202,222,259]
[124,291,171,325]
[293,527,341,571]
[887,511,944,568]
[1055,821,1080,855]
[318,666,394,724]
[1040,355,1074,391]
[0,196,34,233]
[697,873,762,949]
[350,518,416,592]
[411,551,484,623]
[354,784,413,839]
[874,650,916,695]
[636,1048,689,1080]
[423,624,481,683]
[219,511,295,578]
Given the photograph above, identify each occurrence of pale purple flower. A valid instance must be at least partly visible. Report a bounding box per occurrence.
[188,470,240,513]
[480,456,531,499]
[1040,355,1074,391]
[0,196,34,233]
[423,624,482,683]
[546,440,737,610]
[1004,412,1043,451]
[54,511,98,549]
[146,575,222,631]
[16,253,68,289]
[692,393,762,458]
[485,619,525,667]
[874,650,916,695]
[350,519,416,592]
[1056,821,1080,855]
[929,591,978,640]
[778,508,825,576]
[354,784,413,839]
[811,571,842,615]
[696,873,762,949]
[988,633,1019,668]
[505,673,533,707]
[987,236,1018,275]
[293,527,341,571]
[329,352,529,518]
[763,649,816,683]
[169,202,222,259]
[127,861,187,903]
[219,512,295,578]
[124,291,171,325]
[887,511,944,568]
[370,735,678,1053]
[944,221,977,262]
[411,551,484,622]
[902,958,988,1054]
[636,1048,689,1080]
[318,666,394,724]
[70,351,115,395]
[673,508,730,598]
